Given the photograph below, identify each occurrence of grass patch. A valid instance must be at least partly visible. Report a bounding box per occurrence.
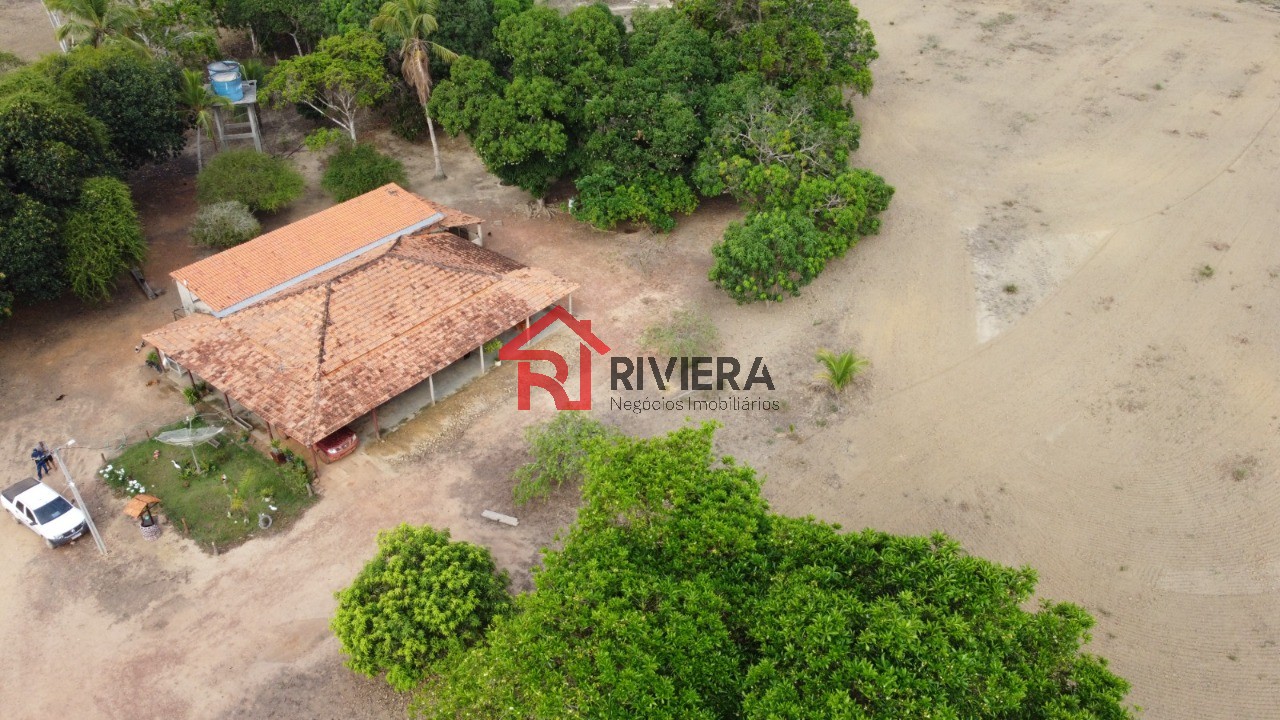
[1199,264,1216,279]
[980,12,1017,31]
[99,422,316,550]
[639,309,720,358]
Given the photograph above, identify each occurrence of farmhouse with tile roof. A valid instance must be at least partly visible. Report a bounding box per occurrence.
[146,184,576,449]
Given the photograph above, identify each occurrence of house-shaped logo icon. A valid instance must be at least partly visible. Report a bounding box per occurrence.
[499,306,611,410]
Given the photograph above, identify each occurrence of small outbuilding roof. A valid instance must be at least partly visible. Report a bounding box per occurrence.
[170,184,482,314]
[146,231,576,446]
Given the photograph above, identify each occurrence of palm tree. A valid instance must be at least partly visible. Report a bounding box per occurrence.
[179,68,230,171]
[815,349,869,393]
[46,0,141,48]
[371,0,458,180]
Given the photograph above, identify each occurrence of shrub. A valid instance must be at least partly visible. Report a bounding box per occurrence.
[815,348,868,393]
[639,309,719,358]
[332,524,511,691]
[321,143,408,201]
[513,412,619,505]
[196,150,305,213]
[190,201,261,248]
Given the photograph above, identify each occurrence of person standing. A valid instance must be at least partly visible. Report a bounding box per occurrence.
[30,442,53,479]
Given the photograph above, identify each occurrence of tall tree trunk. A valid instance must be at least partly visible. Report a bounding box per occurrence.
[425,109,445,180]
[195,131,203,172]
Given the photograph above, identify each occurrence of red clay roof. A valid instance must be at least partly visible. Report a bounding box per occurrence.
[171,184,482,313]
[145,232,576,446]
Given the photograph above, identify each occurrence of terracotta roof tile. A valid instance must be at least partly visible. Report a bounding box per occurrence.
[146,232,576,446]
[170,184,483,313]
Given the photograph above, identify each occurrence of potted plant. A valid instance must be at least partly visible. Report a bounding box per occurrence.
[483,337,504,366]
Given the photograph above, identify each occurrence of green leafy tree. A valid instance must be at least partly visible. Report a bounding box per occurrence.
[38,45,187,169]
[372,0,459,180]
[332,524,511,692]
[209,0,325,54]
[674,0,877,93]
[430,55,571,197]
[569,9,717,230]
[512,412,619,505]
[320,0,386,35]
[0,75,113,206]
[178,67,230,171]
[0,71,116,315]
[47,0,142,49]
[709,210,839,303]
[694,77,860,206]
[321,143,409,201]
[196,150,305,213]
[263,29,393,142]
[0,192,64,310]
[413,423,1135,719]
[136,0,221,66]
[62,176,146,303]
[429,4,622,197]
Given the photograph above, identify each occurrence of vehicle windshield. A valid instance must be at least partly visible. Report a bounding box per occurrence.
[33,496,73,525]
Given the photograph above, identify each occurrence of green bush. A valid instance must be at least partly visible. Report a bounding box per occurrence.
[190,201,261,248]
[513,412,619,505]
[332,524,511,691]
[196,150,305,213]
[639,308,719,358]
[321,143,408,201]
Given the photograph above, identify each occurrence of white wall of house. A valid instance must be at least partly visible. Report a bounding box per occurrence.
[176,283,213,316]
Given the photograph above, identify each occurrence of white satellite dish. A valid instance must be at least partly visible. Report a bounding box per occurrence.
[156,418,224,472]
[155,426,224,447]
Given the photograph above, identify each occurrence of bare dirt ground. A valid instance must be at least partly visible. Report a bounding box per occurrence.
[2,0,1280,718]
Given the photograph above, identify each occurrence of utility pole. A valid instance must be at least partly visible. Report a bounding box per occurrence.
[53,440,107,556]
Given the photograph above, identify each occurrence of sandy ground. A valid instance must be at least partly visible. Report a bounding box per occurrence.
[2,0,1280,718]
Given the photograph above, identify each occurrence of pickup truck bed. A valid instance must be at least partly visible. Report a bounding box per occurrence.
[2,478,39,503]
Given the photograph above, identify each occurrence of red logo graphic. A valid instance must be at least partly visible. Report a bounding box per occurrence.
[500,306,610,410]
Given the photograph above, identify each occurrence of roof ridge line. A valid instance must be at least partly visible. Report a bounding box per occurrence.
[387,249,509,279]
[212,212,443,317]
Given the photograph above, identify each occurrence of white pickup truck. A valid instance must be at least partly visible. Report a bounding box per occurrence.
[2,477,88,548]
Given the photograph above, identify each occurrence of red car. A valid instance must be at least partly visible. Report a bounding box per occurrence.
[314,426,359,463]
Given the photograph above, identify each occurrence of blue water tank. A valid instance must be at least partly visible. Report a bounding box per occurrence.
[208,60,243,101]
[207,60,240,77]
[211,72,243,101]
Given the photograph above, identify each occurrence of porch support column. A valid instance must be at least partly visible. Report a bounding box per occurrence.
[266,421,274,441]
[479,346,486,373]
[186,369,197,388]
[429,375,436,405]
[568,293,573,314]
[372,407,380,440]
[309,445,320,475]
[223,391,233,414]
